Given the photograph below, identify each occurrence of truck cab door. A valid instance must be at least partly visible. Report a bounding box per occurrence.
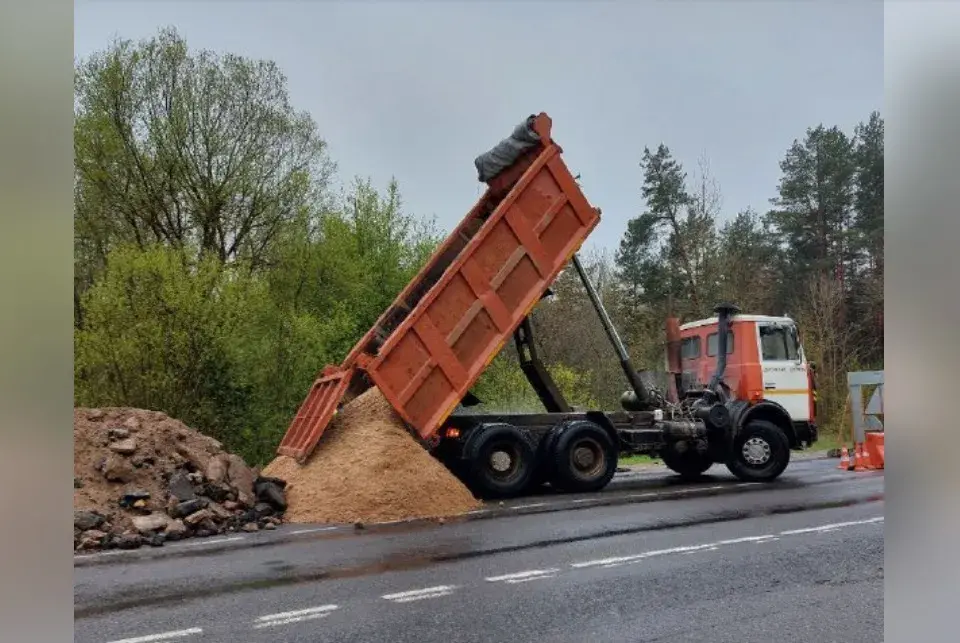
[757,321,810,422]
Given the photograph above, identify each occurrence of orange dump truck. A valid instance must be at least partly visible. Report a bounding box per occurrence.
[278,113,816,498]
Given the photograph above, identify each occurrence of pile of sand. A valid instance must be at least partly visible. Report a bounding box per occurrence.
[262,387,481,524]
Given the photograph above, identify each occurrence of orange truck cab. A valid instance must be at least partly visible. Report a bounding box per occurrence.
[675,314,818,450]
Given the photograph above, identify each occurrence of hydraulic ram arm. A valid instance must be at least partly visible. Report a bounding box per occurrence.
[571,253,652,410]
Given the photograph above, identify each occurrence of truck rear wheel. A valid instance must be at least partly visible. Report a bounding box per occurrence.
[550,421,618,493]
[531,425,563,489]
[659,445,713,481]
[466,424,536,499]
[725,420,790,482]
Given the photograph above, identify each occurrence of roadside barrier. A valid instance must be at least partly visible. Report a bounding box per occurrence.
[843,370,884,472]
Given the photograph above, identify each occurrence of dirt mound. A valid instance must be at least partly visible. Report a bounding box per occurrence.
[73,408,286,551]
[262,387,481,524]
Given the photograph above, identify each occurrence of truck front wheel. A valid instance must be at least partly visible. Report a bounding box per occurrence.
[725,420,791,482]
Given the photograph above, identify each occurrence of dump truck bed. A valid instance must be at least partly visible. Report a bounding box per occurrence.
[278,113,601,462]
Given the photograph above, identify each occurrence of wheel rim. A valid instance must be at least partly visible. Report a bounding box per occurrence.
[487,443,521,481]
[742,436,771,466]
[569,438,605,479]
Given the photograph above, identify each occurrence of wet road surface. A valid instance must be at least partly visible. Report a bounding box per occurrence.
[75,458,884,643]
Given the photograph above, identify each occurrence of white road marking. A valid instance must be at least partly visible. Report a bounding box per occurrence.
[486,568,560,583]
[715,535,780,545]
[570,518,882,570]
[181,536,244,547]
[382,585,457,603]
[256,605,339,621]
[779,516,883,535]
[253,605,338,629]
[289,527,337,535]
[106,628,203,643]
[254,612,331,628]
[392,590,456,603]
[466,509,489,515]
[571,498,596,504]
[511,502,548,510]
[572,543,717,569]
[505,574,558,584]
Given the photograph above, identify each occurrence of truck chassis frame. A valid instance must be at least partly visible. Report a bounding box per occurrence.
[432,256,795,499]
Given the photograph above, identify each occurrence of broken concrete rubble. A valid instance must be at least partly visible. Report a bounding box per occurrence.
[183,508,213,526]
[167,470,197,502]
[205,455,228,484]
[74,510,105,532]
[255,477,287,512]
[164,519,187,540]
[109,437,138,455]
[132,513,170,534]
[101,457,135,483]
[77,529,108,550]
[170,498,204,519]
[74,407,288,553]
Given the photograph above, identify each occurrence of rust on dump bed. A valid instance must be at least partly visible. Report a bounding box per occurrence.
[277,113,601,462]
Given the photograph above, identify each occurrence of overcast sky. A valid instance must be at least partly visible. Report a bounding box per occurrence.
[74,1,882,253]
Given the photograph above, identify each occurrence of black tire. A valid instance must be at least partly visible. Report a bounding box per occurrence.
[531,425,564,488]
[465,424,536,499]
[550,421,618,493]
[659,445,714,481]
[725,419,791,482]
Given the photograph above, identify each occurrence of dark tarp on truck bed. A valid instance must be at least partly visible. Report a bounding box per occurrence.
[474,115,542,183]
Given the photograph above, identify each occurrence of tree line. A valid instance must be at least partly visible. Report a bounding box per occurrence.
[74,28,882,464]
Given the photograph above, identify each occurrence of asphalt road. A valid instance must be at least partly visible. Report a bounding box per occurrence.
[75,459,884,643]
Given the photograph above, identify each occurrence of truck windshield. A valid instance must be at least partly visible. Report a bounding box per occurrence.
[759,324,800,361]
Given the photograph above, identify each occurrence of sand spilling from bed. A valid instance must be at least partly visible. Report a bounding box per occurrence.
[262,387,480,524]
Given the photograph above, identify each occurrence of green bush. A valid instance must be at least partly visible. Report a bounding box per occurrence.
[470,352,599,413]
[74,244,351,464]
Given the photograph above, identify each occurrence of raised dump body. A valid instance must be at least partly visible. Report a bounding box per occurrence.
[277,113,602,462]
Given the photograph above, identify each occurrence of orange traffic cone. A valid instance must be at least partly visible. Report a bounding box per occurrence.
[854,444,867,471]
[838,446,851,470]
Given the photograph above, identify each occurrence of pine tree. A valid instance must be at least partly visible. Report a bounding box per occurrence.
[767,125,856,292]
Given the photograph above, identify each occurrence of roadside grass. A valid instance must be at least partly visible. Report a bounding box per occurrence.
[618,453,662,467]
[618,431,843,468]
[814,431,842,453]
